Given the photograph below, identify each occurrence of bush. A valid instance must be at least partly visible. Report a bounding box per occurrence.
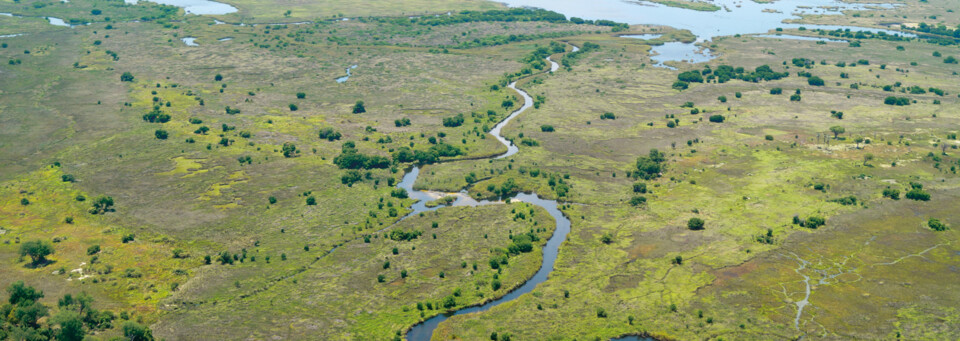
[352,100,366,114]
[600,112,616,120]
[540,125,555,132]
[807,76,825,86]
[882,188,900,200]
[790,94,802,101]
[770,88,783,95]
[687,218,705,230]
[678,71,703,83]
[282,142,297,157]
[120,72,134,82]
[928,219,948,231]
[884,96,911,106]
[708,115,725,123]
[442,113,465,127]
[154,129,168,140]
[672,81,689,90]
[632,182,647,193]
[87,245,101,255]
[305,196,316,205]
[296,92,305,99]
[717,95,727,103]
[318,127,342,141]
[805,216,826,229]
[629,196,647,206]
[905,188,930,201]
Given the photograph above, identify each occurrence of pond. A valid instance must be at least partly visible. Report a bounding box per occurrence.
[181,37,198,46]
[124,0,238,15]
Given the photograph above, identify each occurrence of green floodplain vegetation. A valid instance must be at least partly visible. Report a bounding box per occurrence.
[0,0,959,339]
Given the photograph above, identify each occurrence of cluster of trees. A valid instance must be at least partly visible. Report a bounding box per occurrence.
[334,142,390,169]
[507,232,540,255]
[814,28,909,43]
[1,281,151,341]
[141,107,170,123]
[560,42,599,69]
[792,215,826,229]
[679,65,789,87]
[884,96,912,106]
[631,149,666,180]
[318,127,342,141]
[928,218,948,231]
[442,113,465,127]
[391,143,462,165]
[905,182,930,201]
[394,118,411,127]
[388,229,422,242]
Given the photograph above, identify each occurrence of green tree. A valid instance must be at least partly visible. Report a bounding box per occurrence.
[53,311,85,341]
[7,281,44,305]
[90,195,114,214]
[154,129,168,140]
[122,321,154,341]
[829,126,845,139]
[282,142,297,157]
[296,92,306,99]
[352,100,366,114]
[120,72,134,82]
[20,240,54,265]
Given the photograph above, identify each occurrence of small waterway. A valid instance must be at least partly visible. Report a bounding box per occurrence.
[335,64,358,83]
[403,54,572,340]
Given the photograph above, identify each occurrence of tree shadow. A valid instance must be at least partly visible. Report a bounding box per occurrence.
[23,259,57,269]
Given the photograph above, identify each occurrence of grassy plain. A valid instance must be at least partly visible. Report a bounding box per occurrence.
[1,0,959,340]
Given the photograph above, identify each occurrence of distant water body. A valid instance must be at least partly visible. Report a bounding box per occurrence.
[499,0,909,66]
[124,0,237,15]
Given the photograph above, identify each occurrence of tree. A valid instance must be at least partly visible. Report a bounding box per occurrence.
[306,196,316,205]
[214,74,223,82]
[20,240,54,265]
[709,115,725,123]
[296,92,306,99]
[53,311,85,341]
[122,321,154,341]
[288,104,298,111]
[120,72,134,82]
[282,142,297,157]
[352,100,366,114]
[928,218,948,231]
[7,281,44,305]
[829,126,845,139]
[154,129,168,140]
[90,195,114,214]
[807,76,825,86]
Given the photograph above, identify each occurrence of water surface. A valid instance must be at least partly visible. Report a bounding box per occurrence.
[335,65,358,83]
[181,37,198,46]
[125,0,238,15]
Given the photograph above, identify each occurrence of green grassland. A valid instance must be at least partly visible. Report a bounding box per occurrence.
[1,0,959,340]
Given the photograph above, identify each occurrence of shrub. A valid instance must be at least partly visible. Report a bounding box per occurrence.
[629,196,647,206]
[540,125,555,132]
[318,127,342,141]
[882,188,900,200]
[305,196,317,205]
[717,95,727,103]
[708,115,725,123]
[120,72,134,82]
[928,219,948,231]
[687,218,705,230]
[884,96,911,106]
[905,188,930,201]
[808,76,825,86]
[353,101,366,114]
[770,88,783,95]
[632,182,647,193]
[87,245,101,255]
[296,92,305,99]
[282,142,297,157]
[442,113,465,127]
[154,129,168,140]
[805,216,826,229]
[600,112,616,120]
[672,81,689,90]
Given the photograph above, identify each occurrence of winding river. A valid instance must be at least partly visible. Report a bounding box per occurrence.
[403,52,572,340]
